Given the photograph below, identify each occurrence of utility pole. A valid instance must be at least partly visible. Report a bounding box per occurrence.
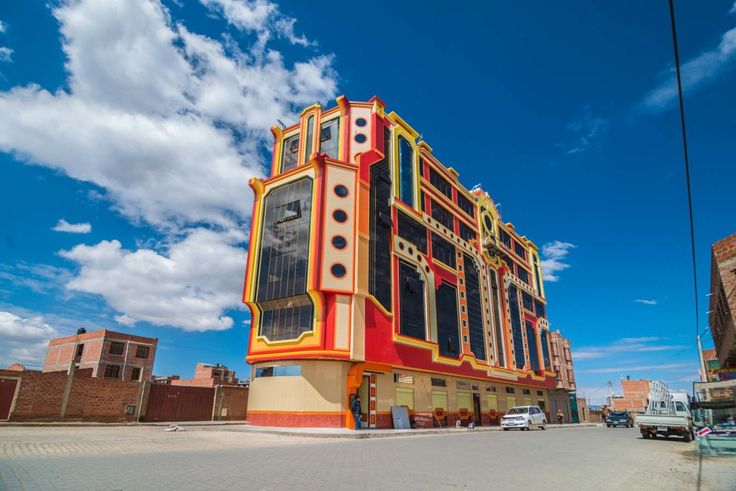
[607,381,613,407]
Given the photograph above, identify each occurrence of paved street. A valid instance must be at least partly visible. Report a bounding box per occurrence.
[0,425,734,490]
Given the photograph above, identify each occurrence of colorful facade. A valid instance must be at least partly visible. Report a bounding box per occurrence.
[243,96,559,428]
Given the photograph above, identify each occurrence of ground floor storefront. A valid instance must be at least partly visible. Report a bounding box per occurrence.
[246,360,552,428]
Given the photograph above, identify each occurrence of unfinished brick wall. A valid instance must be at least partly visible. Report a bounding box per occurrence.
[214,385,248,421]
[0,368,142,422]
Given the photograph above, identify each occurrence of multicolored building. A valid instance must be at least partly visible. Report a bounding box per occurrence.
[243,96,559,428]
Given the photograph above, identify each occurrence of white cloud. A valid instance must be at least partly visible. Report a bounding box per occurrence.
[565,107,607,155]
[540,240,576,282]
[634,299,657,305]
[0,311,59,367]
[0,20,6,33]
[730,2,736,15]
[52,218,92,234]
[60,228,246,332]
[0,46,12,63]
[642,24,736,112]
[574,337,685,361]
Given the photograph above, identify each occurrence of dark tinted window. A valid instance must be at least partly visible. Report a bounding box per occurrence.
[514,242,526,259]
[508,284,525,369]
[431,377,447,387]
[399,261,425,339]
[135,345,150,359]
[464,254,486,361]
[431,233,456,268]
[490,270,505,367]
[534,300,546,318]
[281,134,299,172]
[256,178,314,341]
[398,136,414,207]
[459,221,476,242]
[104,365,120,379]
[526,321,540,372]
[369,159,393,311]
[397,211,427,254]
[130,367,141,381]
[540,329,551,369]
[431,201,454,230]
[533,256,542,294]
[304,115,314,163]
[517,268,530,285]
[436,282,460,358]
[499,228,511,248]
[522,291,534,311]
[109,342,124,355]
[429,167,452,199]
[319,118,339,159]
[457,193,475,218]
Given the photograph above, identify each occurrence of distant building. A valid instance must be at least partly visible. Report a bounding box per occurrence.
[170,363,239,387]
[702,348,720,382]
[6,363,26,372]
[611,378,650,413]
[549,330,576,423]
[709,233,736,370]
[576,397,589,423]
[152,375,180,385]
[42,328,157,382]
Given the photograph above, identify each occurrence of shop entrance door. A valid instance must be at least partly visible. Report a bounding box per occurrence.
[473,393,482,426]
[358,373,377,428]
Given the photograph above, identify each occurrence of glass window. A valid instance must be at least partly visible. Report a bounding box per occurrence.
[431,233,456,268]
[517,268,530,285]
[369,160,393,311]
[399,261,426,340]
[429,167,452,199]
[459,221,476,243]
[255,365,302,377]
[534,300,546,318]
[463,254,486,361]
[457,193,475,218]
[431,377,447,387]
[436,282,460,358]
[304,115,314,163]
[319,118,339,159]
[506,387,515,394]
[281,134,299,172]
[533,256,542,294]
[499,228,511,248]
[522,291,534,311]
[104,365,120,379]
[398,136,414,207]
[394,373,414,384]
[135,346,150,359]
[514,242,526,259]
[526,321,540,372]
[508,285,525,369]
[431,201,454,230]
[487,385,497,392]
[522,389,531,395]
[109,342,124,356]
[540,330,551,369]
[490,270,505,367]
[397,211,427,254]
[256,178,314,341]
[130,367,141,381]
[76,344,84,357]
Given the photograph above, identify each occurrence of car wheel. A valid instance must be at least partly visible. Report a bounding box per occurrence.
[503,428,509,431]
[642,431,650,439]
[683,431,692,443]
[541,420,547,430]
[526,421,532,431]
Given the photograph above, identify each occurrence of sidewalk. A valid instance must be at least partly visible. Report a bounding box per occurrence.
[0,420,601,439]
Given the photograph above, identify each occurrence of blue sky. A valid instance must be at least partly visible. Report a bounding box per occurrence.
[1,1,735,403]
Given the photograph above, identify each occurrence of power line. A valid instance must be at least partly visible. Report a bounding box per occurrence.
[667,0,700,341]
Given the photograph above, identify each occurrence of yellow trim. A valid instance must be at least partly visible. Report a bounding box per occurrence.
[366,294,394,318]
[247,350,350,361]
[387,112,420,139]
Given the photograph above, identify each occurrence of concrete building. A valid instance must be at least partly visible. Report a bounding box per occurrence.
[709,233,736,370]
[611,378,650,413]
[548,330,576,423]
[576,397,589,423]
[171,363,239,387]
[243,96,567,428]
[702,348,720,382]
[43,329,157,382]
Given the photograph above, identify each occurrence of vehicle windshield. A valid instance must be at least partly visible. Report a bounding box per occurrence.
[507,407,529,414]
[610,412,627,417]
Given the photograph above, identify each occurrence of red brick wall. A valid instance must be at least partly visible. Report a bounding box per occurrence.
[0,368,141,422]
[216,385,248,420]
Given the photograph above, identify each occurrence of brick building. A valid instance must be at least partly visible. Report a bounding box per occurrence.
[243,97,569,428]
[43,329,157,382]
[709,233,736,370]
[171,363,239,387]
[548,330,576,423]
[611,378,651,413]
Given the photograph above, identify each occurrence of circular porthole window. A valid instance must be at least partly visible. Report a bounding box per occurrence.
[333,209,348,223]
[334,185,349,197]
[332,236,347,249]
[483,214,494,233]
[331,264,346,278]
[354,133,367,144]
[355,118,367,127]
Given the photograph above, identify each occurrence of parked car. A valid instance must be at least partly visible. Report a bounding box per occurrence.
[606,411,634,428]
[501,405,547,431]
[635,400,694,442]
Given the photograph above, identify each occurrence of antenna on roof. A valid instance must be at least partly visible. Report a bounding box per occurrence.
[277,119,286,129]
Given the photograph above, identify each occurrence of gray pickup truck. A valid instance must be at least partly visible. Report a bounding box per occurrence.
[635,400,694,441]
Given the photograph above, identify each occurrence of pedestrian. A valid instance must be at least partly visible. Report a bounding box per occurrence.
[557,409,564,425]
[351,394,362,430]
